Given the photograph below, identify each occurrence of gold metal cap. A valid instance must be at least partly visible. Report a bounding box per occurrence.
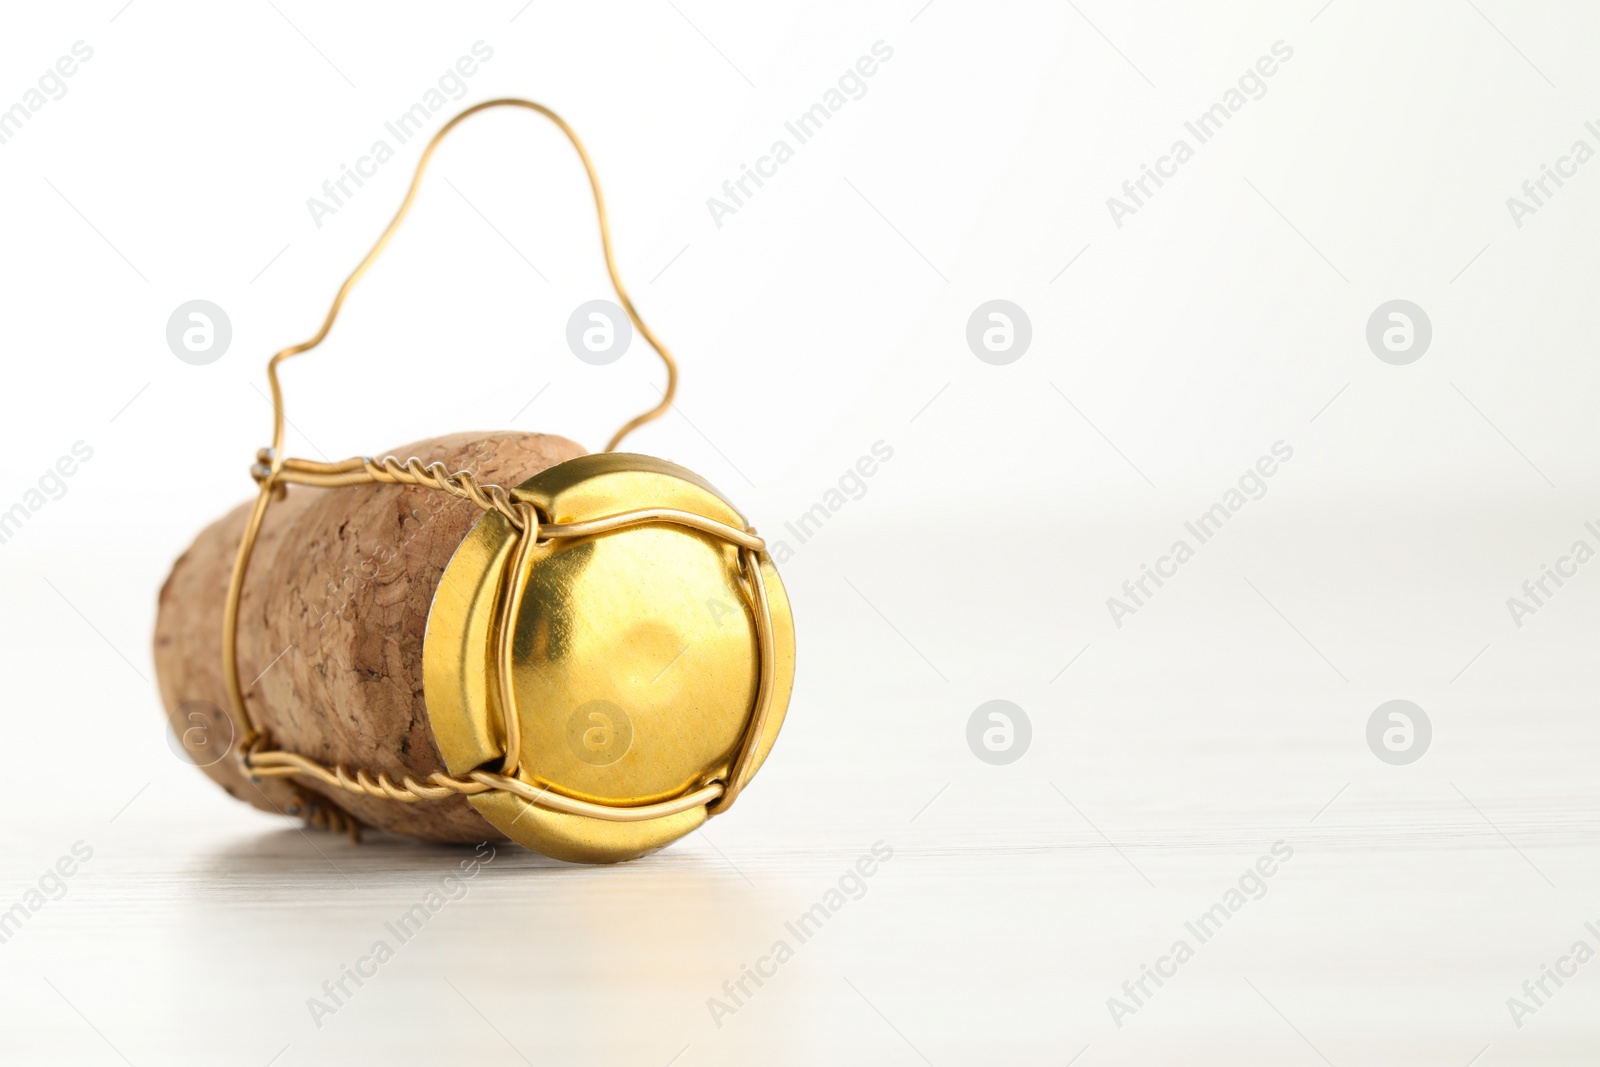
[423,452,796,863]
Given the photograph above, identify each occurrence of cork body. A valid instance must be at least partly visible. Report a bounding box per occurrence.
[153,431,587,841]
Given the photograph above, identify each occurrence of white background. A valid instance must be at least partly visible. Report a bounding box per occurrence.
[3,0,1600,1063]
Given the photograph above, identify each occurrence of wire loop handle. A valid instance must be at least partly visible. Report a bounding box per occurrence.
[219,101,776,830]
[261,98,677,465]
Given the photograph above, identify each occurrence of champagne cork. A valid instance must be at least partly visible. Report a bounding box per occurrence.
[153,430,586,841]
[152,101,797,862]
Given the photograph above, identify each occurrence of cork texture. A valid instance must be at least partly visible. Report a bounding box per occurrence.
[153,431,587,842]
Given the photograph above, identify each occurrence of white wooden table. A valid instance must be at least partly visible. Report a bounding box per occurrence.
[6,508,1599,1066]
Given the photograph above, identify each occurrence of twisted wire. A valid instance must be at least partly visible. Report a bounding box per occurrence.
[362,456,529,530]
[288,787,366,841]
[246,747,725,822]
